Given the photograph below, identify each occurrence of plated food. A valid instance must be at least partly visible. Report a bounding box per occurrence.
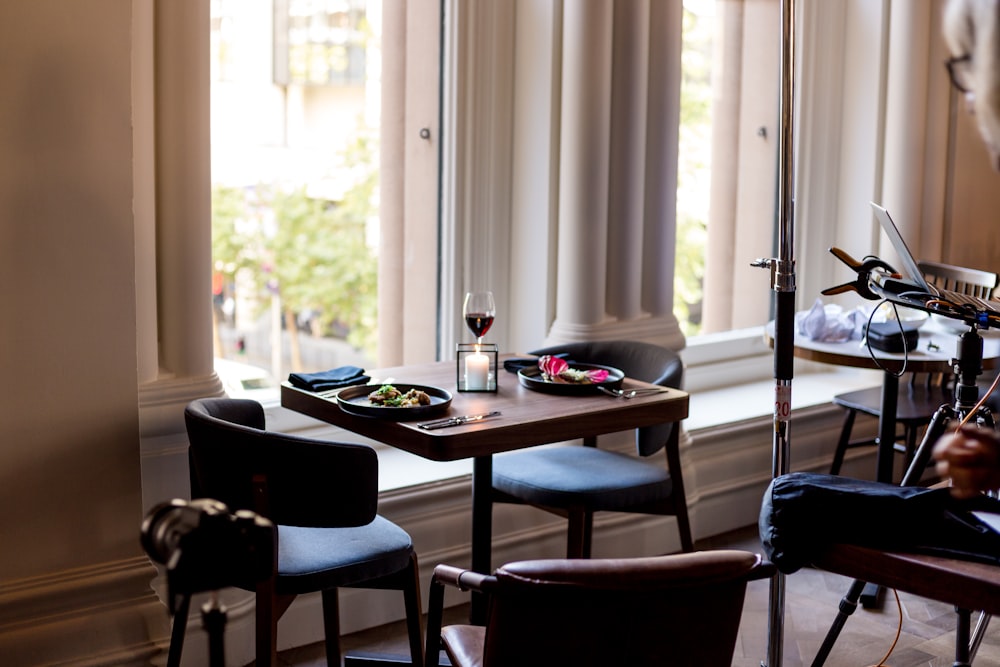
[368,384,432,407]
[336,383,452,420]
[518,357,625,395]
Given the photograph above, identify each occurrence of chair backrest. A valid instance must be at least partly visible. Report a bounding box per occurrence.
[184,397,379,528]
[528,340,684,456]
[918,260,999,299]
[915,261,999,389]
[480,550,773,667]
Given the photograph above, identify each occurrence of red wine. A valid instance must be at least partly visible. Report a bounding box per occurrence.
[465,313,494,338]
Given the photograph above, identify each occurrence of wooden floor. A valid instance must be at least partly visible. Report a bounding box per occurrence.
[276,525,1000,667]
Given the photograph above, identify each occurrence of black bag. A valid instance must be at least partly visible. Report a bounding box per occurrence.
[759,472,1000,574]
[863,321,920,353]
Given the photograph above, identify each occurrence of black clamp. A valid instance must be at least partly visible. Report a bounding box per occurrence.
[821,247,899,301]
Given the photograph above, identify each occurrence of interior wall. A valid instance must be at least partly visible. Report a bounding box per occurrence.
[0,1,168,664]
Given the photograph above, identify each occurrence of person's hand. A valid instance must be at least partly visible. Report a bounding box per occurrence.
[933,425,1000,498]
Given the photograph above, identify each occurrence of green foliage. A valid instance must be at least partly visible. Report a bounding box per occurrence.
[211,131,379,358]
[674,4,713,336]
[211,184,258,275]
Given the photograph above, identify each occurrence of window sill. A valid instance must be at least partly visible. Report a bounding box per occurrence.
[685,366,882,431]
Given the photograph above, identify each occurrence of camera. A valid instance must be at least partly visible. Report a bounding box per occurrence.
[141,498,275,614]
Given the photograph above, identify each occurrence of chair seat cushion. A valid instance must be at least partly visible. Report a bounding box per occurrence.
[832,385,952,422]
[275,515,413,594]
[492,446,670,510]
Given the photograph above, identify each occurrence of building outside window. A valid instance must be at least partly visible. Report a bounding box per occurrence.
[210,0,381,397]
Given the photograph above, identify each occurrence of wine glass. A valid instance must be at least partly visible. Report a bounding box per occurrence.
[463,291,495,344]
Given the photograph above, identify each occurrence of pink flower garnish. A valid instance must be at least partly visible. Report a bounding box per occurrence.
[586,368,609,383]
[538,355,568,379]
[538,355,609,384]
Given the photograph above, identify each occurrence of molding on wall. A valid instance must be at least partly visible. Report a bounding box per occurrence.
[0,556,168,666]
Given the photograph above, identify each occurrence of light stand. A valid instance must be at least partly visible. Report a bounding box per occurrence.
[755,0,797,665]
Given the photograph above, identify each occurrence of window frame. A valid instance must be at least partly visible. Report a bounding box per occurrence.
[213,0,963,415]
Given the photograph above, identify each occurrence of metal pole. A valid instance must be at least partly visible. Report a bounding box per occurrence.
[760,0,797,665]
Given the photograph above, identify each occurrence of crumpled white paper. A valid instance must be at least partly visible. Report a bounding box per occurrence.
[795,298,867,342]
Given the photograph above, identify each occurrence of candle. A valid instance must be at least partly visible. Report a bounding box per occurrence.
[465,351,490,390]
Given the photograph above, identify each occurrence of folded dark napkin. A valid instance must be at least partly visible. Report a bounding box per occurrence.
[288,366,370,392]
[503,353,571,374]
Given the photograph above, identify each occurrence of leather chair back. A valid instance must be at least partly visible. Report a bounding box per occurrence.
[478,551,770,666]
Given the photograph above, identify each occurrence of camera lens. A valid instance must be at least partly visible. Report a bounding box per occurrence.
[140,498,230,565]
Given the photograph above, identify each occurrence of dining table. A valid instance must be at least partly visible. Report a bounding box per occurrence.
[280,354,690,629]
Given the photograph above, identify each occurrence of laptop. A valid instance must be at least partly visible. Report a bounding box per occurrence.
[870,202,1000,315]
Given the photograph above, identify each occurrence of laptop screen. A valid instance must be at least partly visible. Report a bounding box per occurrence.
[870,202,933,294]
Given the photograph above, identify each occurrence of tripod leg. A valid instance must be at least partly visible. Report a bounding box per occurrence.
[900,405,953,487]
[166,593,191,667]
[201,597,228,667]
[969,611,991,662]
[810,578,867,667]
[955,607,972,667]
[856,406,955,608]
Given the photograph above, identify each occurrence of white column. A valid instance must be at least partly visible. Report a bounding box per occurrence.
[379,0,406,366]
[154,0,213,379]
[881,2,931,247]
[701,0,743,333]
[607,0,650,322]
[551,0,615,333]
[548,0,684,348]
[643,0,684,322]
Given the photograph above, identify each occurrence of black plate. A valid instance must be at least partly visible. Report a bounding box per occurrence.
[337,384,453,420]
[517,363,625,395]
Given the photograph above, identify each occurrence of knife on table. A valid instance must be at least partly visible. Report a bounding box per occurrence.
[418,411,502,430]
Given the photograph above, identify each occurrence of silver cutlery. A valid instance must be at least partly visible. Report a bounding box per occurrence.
[597,386,668,399]
[418,411,502,430]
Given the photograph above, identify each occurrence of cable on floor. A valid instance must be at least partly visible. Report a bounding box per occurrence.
[868,587,902,667]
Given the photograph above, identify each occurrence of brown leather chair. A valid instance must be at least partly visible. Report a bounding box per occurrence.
[424,550,774,667]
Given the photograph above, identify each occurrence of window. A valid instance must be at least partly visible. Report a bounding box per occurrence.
[206,1,935,407]
[679,0,780,338]
[210,0,383,397]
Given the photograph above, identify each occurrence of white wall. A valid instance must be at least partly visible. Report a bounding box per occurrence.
[0,1,168,664]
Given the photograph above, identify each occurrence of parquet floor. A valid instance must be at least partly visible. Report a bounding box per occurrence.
[278,525,1000,667]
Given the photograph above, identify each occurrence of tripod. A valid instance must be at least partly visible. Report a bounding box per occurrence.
[810,324,996,667]
[165,591,229,667]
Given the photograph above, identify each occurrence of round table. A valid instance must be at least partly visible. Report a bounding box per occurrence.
[766,316,1000,484]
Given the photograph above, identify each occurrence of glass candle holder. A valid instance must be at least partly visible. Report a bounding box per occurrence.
[456,343,498,392]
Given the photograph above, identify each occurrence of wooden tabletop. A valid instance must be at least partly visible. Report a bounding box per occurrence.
[765,319,1000,373]
[813,542,1000,615]
[281,357,689,462]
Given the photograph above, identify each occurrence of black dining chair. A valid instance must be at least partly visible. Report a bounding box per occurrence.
[491,340,693,558]
[177,397,424,667]
[829,261,999,478]
[424,550,775,667]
